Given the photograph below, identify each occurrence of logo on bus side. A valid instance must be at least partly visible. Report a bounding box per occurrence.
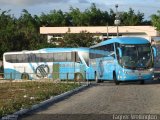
[36,64,50,78]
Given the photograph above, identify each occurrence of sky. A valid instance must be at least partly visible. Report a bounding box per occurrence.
[0,0,160,20]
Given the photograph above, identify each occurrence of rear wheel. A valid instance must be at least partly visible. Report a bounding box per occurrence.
[113,72,119,85]
[21,73,29,80]
[100,80,104,83]
[140,80,144,84]
[74,73,83,82]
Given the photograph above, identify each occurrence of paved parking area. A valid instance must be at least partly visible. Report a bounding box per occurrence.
[20,80,160,120]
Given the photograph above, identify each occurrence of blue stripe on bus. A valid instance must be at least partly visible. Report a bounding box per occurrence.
[4,68,32,80]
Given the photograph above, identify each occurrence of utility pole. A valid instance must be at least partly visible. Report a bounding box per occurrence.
[107,23,109,39]
[114,4,120,37]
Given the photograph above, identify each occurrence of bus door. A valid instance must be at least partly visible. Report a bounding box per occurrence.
[103,57,115,80]
[53,63,60,80]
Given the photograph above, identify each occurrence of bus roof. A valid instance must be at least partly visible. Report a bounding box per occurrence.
[39,47,89,52]
[90,37,150,48]
[3,47,89,55]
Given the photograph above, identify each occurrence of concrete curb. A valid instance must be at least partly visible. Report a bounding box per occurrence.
[1,84,89,120]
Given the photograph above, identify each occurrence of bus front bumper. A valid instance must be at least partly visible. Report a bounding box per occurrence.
[117,69,154,81]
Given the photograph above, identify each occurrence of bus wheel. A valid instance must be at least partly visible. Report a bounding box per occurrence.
[113,72,119,85]
[100,80,104,83]
[140,80,144,84]
[95,72,99,83]
[21,73,29,80]
[74,73,83,82]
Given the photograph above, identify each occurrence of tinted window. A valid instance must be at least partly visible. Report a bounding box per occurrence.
[89,43,114,59]
[5,52,74,63]
[81,52,89,66]
[16,54,29,63]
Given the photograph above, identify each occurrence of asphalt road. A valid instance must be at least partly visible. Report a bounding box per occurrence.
[19,80,160,120]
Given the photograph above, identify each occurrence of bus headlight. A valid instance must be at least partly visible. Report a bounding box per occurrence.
[149,68,154,72]
[124,71,129,74]
[124,71,133,74]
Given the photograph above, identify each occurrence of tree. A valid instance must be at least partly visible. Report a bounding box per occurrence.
[17,9,46,50]
[62,31,100,47]
[108,9,116,25]
[84,3,104,26]
[68,7,83,26]
[83,3,111,26]
[0,10,16,59]
[120,8,144,26]
[68,3,112,26]
[151,10,160,31]
[40,10,66,27]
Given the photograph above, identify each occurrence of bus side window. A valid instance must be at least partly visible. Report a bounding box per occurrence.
[17,54,25,63]
[66,52,72,62]
[5,55,9,63]
[46,53,53,62]
[40,53,48,62]
[11,54,17,63]
[29,53,37,63]
[104,43,115,58]
[5,55,12,63]
[71,52,80,62]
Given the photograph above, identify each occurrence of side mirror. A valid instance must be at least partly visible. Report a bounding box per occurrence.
[117,47,122,58]
[152,47,157,57]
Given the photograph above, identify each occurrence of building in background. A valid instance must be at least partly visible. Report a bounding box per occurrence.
[40,26,160,43]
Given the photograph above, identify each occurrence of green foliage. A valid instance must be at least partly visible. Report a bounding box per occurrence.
[68,3,115,26]
[151,10,160,31]
[0,82,80,117]
[0,10,16,57]
[120,8,144,26]
[49,30,97,47]
[62,31,101,47]
[40,10,66,26]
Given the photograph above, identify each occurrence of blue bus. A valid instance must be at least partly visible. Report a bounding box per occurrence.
[88,37,156,84]
[3,48,89,80]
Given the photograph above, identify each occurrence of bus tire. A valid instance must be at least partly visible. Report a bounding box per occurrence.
[113,72,119,85]
[140,80,144,84]
[21,73,29,80]
[100,80,104,83]
[95,72,99,83]
[74,73,83,82]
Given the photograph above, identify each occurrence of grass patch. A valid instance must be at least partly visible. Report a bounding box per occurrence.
[0,81,80,117]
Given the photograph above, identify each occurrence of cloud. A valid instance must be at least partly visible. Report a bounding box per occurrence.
[0,0,90,6]
[1,0,159,20]
[78,0,89,3]
[91,0,160,20]
[0,0,71,6]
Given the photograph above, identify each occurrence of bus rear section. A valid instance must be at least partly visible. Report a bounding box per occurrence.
[3,48,89,81]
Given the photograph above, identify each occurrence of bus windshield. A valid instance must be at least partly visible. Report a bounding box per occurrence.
[119,44,153,69]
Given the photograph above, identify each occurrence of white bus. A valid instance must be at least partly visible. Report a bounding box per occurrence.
[3,48,89,80]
